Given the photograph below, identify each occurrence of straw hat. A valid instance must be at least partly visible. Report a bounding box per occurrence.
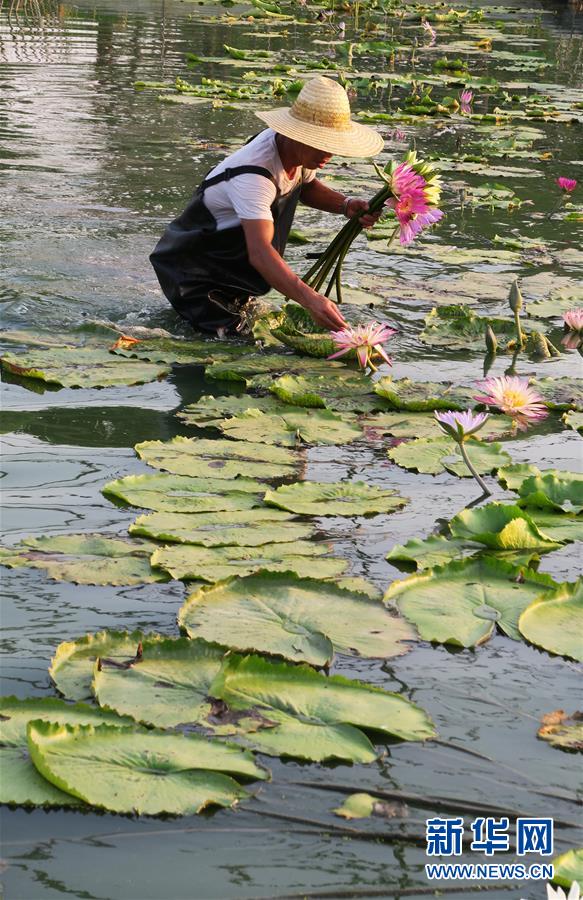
[255,76,384,158]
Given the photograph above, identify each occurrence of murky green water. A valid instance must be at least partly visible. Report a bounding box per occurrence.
[1,1,582,897]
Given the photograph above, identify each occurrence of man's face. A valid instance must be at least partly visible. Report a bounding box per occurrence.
[296,140,333,169]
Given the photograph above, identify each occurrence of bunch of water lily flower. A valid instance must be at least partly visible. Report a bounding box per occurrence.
[300,151,443,303]
[328,321,396,371]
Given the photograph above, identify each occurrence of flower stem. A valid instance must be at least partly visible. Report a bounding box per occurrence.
[459,441,491,496]
[514,308,525,348]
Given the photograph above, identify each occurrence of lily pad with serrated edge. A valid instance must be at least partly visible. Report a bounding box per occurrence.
[527,510,583,544]
[27,721,262,815]
[388,436,511,477]
[519,579,583,662]
[217,407,363,447]
[563,411,583,434]
[151,541,347,582]
[0,348,171,388]
[516,472,583,515]
[419,305,520,350]
[177,394,284,428]
[91,636,226,728]
[0,535,168,586]
[50,630,162,701]
[374,377,476,412]
[385,557,559,646]
[269,373,377,413]
[532,377,583,411]
[102,472,263,513]
[537,710,583,753]
[449,503,563,551]
[205,351,345,385]
[264,481,408,516]
[135,436,300,479]
[130,509,315,547]
[0,696,133,807]
[525,294,582,318]
[178,571,414,666]
[386,535,480,571]
[207,654,435,762]
[362,411,514,440]
[110,336,248,366]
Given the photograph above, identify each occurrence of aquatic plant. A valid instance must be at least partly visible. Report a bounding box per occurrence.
[421,19,437,45]
[508,279,525,347]
[459,89,473,114]
[328,322,396,371]
[474,376,548,430]
[434,410,491,495]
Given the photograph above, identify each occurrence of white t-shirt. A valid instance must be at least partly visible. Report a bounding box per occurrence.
[202,129,317,231]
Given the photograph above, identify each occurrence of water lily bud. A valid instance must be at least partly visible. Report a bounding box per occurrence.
[485,325,498,353]
[509,279,523,314]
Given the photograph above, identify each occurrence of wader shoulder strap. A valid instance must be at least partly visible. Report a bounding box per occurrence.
[200,165,277,193]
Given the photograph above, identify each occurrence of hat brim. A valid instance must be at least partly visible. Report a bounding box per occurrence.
[255,107,384,158]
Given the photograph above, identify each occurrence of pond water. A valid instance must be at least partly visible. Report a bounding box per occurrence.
[0,0,582,898]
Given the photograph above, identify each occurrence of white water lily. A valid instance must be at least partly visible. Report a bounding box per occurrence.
[546,881,581,900]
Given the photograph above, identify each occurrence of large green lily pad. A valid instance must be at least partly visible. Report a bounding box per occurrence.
[177,394,284,428]
[264,481,407,516]
[130,509,315,547]
[385,557,559,646]
[0,348,170,388]
[551,848,583,890]
[208,654,435,762]
[0,696,132,807]
[519,579,583,661]
[388,436,511,477]
[102,472,263,513]
[0,535,167,586]
[217,408,363,446]
[363,411,514,440]
[516,472,583,515]
[151,541,346,582]
[50,630,162,701]
[374,378,476,411]
[135,436,301,479]
[527,510,583,543]
[525,294,582,318]
[269,306,337,358]
[449,503,563,551]
[92,636,226,727]
[205,351,345,385]
[110,336,248,366]
[532,377,583,410]
[386,534,479,571]
[27,721,262,815]
[178,572,414,666]
[420,305,519,350]
[269,373,377,413]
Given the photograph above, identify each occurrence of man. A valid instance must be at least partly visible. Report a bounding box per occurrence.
[150,76,384,336]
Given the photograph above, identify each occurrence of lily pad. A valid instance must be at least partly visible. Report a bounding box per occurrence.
[563,411,583,434]
[517,472,583,515]
[527,510,583,544]
[50,630,164,701]
[135,436,300,479]
[177,394,283,428]
[92,636,226,728]
[151,541,346,582]
[178,572,414,666]
[209,654,436,762]
[0,696,132,807]
[130,509,315,547]
[388,436,511,477]
[551,848,583,891]
[386,535,479,571]
[27,720,261,815]
[264,480,407,516]
[217,408,363,446]
[537,710,583,752]
[526,294,582,318]
[420,305,519,350]
[0,348,170,388]
[333,793,376,820]
[363,411,514,440]
[102,472,263,513]
[110,336,247,366]
[533,377,583,411]
[269,306,337,358]
[269,373,377,413]
[385,557,559,646]
[450,503,562,550]
[519,579,583,661]
[205,351,344,385]
[374,378,476,411]
[0,535,167,586]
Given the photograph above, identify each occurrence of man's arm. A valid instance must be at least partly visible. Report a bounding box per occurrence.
[240,218,347,331]
[300,179,381,227]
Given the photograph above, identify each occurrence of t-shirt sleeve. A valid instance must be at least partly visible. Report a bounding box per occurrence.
[302,167,317,183]
[226,174,278,221]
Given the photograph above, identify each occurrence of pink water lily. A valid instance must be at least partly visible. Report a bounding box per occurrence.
[474,376,548,430]
[564,308,583,332]
[328,322,397,371]
[556,177,577,192]
[422,19,437,45]
[459,89,473,114]
[434,409,489,442]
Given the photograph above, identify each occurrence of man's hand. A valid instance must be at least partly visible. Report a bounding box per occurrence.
[346,198,382,228]
[301,292,347,331]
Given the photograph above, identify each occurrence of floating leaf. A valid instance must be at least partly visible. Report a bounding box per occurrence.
[363,411,513,440]
[533,377,583,411]
[270,306,337,358]
[92,636,225,728]
[205,351,343,385]
[264,481,407,516]
[497,462,545,490]
[135,436,300,479]
[27,721,261,815]
[208,654,436,762]
[151,541,346,582]
[388,436,510,477]
[386,535,478,571]
[519,579,583,661]
[0,535,167,586]
[563,411,583,434]
[551,848,583,891]
[179,571,413,666]
[528,509,583,544]
[0,348,170,388]
[374,378,476,411]
[50,630,163,701]
[110,336,247,366]
[420,305,519,350]
[385,557,559,646]
[537,710,583,752]
[525,294,582,318]
[130,509,314,547]
[177,394,283,428]
[0,696,131,807]
[450,502,563,551]
[102,472,263,513]
[517,472,583,515]
[269,373,377,413]
[333,793,376,819]
[217,408,362,446]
